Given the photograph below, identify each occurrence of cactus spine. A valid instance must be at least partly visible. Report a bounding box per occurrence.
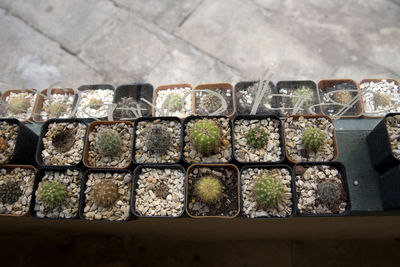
[253,175,284,208]
[246,127,268,148]
[333,91,352,104]
[301,127,326,151]
[195,176,223,204]
[92,180,119,207]
[96,129,121,156]
[0,181,23,204]
[190,119,221,155]
[8,94,30,114]
[199,93,222,113]
[317,180,343,209]
[38,181,67,206]
[145,125,171,154]
[374,93,391,107]
[48,101,68,117]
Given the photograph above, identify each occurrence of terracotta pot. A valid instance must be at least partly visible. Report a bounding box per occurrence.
[1,89,38,123]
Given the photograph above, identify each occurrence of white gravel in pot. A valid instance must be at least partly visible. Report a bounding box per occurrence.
[0,167,35,215]
[87,122,133,168]
[284,116,335,162]
[361,80,400,117]
[184,117,232,163]
[0,121,19,164]
[385,115,400,160]
[135,167,185,217]
[83,171,131,221]
[4,91,37,121]
[39,92,75,120]
[242,167,293,218]
[34,169,82,219]
[234,118,282,162]
[75,89,114,118]
[41,122,86,166]
[236,82,274,114]
[154,87,192,117]
[134,119,181,163]
[296,165,347,215]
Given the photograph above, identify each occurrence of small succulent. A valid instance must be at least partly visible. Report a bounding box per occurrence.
[164,94,182,112]
[92,180,119,207]
[0,136,8,153]
[88,97,103,110]
[52,129,75,153]
[246,127,268,148]
[190,119,221,155]
[317,180,344,210]
[253,175,284,208]
[38,181,67,206]
[8,94,30,114]
[154,181,169,199]
[301,127,326,151]
[294,86,313,107]
[195,176,223,204]
[373,93,391,107]
[0,181,23,204]
[199,93,222,113]
[145,125,171,154]
[96,129,121,156]
[333,91,352,104]
[48,101,68,117]
[113,97,136,119]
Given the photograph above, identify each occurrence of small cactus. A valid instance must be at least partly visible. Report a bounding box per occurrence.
[195,176,223,204]
[88,97,103,110]
[253,175,284,208]
[333,91,352,104]
[295,86,313,107]
[373,93,391,107]
[145,125,171,154]
[114,97,136,119]
[92,180,119,207]
[164,94,182,112]
[301,127,326,151]
[246,127,268,148]
[0,181,23,204]
[190,119,221,155]
[48,101,68,117]
[38,181,67,206]
[199,93,222,113]
[8,94,30,114]
[317,180,343,209]
[96,129,121,156]
[0,137,8,153]
[154,182,169,199]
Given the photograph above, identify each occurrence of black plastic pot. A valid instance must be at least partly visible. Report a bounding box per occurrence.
[240,164,296,219]
[132,117,183,165]
[182,116,233,165]
[29,167,83,219]
[234,81,279,116]
[366,113,400,171]
[0,118,39,166]
[294,162,351,216]
[35,118,88,168]
[78,168,132,222]
[131,164,186,218]
[232,115,285,164]
[379,165,400,210]
[112,83,154,120]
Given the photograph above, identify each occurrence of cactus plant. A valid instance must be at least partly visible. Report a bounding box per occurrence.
[145,125,171,154]
[38,181,67,206]
[373,93,391,107]
[114,97,136,119]
[317,180,343,209]
[253,175,284,208]
[48,101,68,117]
[199,93,222,113]
[96,129,121,156]
[88,97,103,110]
[190,119,221,155]
[0,137,7,153]
[195,176,223,204]
[333,91,352,104]
[294,86,313,107]
[0,181,23,204]
[301,127,326,151]
[246,127,268,148]
[164,94,182,112]
[8,94,30,114]
[92,180,119,207]
[154,182,169,199]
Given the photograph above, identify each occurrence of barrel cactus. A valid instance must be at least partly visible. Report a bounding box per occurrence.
[96,129,121,156]
[246,127,268,148]
[253,175,284,208]
[48,101,68,117]
[190,119,221,155]
[164,94,182,112]
[317,180,343,209]
[8,94,30,114]
[0,181,23,204]
[195,176,223,204]
[301,127,326,151]
[373,93,391,107]
[199,93,222,113]
[333,91,352,104]
[38,181,67,206]
[92,180,119,207]
[145,125,171,154]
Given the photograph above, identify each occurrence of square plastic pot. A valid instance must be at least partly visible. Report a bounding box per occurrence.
[1,89,38,123]
[379,165,400,210]
[193,83,235,118]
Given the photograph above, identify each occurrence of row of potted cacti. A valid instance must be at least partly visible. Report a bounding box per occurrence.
[1,78,399,123]
[0,162,350,220]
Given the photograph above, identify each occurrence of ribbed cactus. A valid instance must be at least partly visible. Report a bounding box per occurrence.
[373,93,391,107]
[333,91,352,104]
[246,127,268,148]
[8,94,30,114]
[0,181,22,204]
[0,137,7,153]
[199,93,222,113]
[88,97,103,110]
[145,125,171,154]
[38,181,67,206]
[164,94,182,112]
[190,119,221,155]
[301,127,326,151]
[48,101,68,117]
[295,86,313,107]
[92,180,119,207]
[317,180,343,208]
[96,129,121,156]
[195,176,223,204]
[253,175,284,208]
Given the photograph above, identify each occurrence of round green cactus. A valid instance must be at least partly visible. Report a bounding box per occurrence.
[317,180,343,208]
[301,127,326,151]
[145,125,171,154]
[199,93,222,113]
[8,94,30,114]
[96,129,121,156]
[92,180,119,207]
[0,181,23,204]
[48,101,68,117]
[373,93,390,107]
[164,94,182,112]
[195,176,223,204]
[190,119,221,155]
[254,175,284,208]
[333,91,352,104]
[38,181,67,206]
[246,127,268,148]
[295,86,313,107]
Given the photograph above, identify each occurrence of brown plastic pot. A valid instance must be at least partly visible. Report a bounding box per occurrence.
[193,83,236,119]
[317,79,363,119]
[83,120,133,169]
[0,164,37,217]
[1,89,38,123]
[32,88,76,123]
[283,114,339,164]
[185,163,240,219]
[152,83,193,118]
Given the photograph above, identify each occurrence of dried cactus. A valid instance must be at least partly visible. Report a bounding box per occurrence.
[0,181,23,204]
[317,179,344,210]
[190,119,221,155]
[164,94,182,112]
[373,93,391,107]
[199,93,222,113]
[88,97,103,110]
[253,175,284,208]
[246,127,268,148]
[145,125,171,154]
[301,127,326,151]
[96,129,121,156]
[38,181,67,206]
[52,129,75,153]
[0,137,8,153]
[48,101,68,117]
[333,91,352,104]
[92,180,119,207]
[8,94,30,114]
[195,176,223,204]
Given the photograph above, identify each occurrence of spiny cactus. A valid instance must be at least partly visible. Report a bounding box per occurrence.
[154,182,169,199]
[373,93,391,107]
[92,179,119,207]
[246,127,268,148]
[333,91,352,104]
[8,94,30,114]
[199,93,222,113]
[38,181,67,206]
[96,129,121,156]
[114,97,136,119]
[145,125,171,154]
[301,127,326,151]
[0,181,23,204]
[254,175,284,208]
[164,94,182,112]
[0,137,7,153]
[195,176,223,204]
[48,101,68,117]
[190,119,221,155]
[88,97,103,110]
[317,180,343,209]
[52,130,74,153]
[295,86,313,107]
